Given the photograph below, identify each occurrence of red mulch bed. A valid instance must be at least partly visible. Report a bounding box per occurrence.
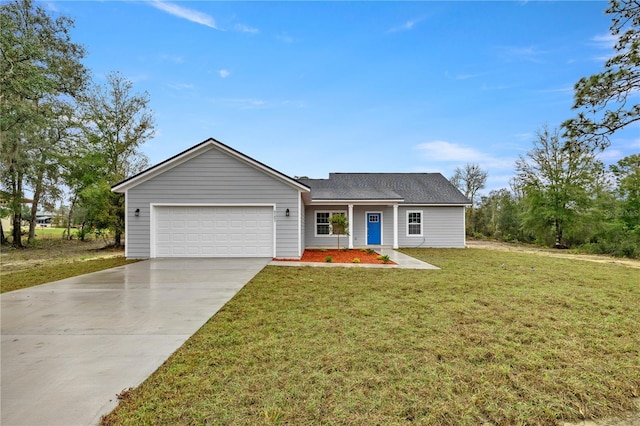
[275,249,395,265]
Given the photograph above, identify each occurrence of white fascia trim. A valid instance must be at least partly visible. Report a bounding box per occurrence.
[401,203,471,207]
[298,193,302,257]
[309,199,403,205]
[272,205,277,259]
[213,142,310,193]
[113,143,213,192]
[150,203,276,207]
[124,190,128,258]
[113,139,310,193]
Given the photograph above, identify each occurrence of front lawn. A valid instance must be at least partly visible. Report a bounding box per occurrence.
[1,257,140,293]
[101,248,639,425]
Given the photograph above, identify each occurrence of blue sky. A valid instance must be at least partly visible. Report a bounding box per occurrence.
[50,1,638,192]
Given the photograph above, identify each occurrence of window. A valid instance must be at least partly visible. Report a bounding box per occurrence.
[316,212,330,235]
[316,211,346,236]
[407,210,422,236]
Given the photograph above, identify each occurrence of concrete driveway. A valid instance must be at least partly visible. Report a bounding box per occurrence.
[1,258,270,426]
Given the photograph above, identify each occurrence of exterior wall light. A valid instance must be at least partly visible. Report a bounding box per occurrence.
[285,208,290,217]
[135,208,140,217]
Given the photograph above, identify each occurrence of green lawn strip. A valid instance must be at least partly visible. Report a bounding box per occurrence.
[101,249,639,425]
[1,257,140,293]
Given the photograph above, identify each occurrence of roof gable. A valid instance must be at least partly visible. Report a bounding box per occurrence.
[299,173,470,205]
[112,138,310,193]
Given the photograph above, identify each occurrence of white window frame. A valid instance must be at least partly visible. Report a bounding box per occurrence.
[315,211,347,237]
[406,210,423,237]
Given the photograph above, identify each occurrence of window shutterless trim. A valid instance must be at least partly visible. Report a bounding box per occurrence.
[315,210,347,237]
[406,209,423,237]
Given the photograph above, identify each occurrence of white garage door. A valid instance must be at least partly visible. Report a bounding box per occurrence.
[154,206,274,258]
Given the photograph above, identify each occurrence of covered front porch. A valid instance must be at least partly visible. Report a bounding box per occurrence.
[304,202,401,250]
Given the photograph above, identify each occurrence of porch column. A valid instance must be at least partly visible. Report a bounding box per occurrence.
[393,204,399,249]
[348,204,354,248]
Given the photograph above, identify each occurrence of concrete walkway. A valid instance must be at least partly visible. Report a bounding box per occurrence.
[270,249,439,269]
[1,258,270,426]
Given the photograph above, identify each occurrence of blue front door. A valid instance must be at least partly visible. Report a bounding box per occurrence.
[367,213,381,245]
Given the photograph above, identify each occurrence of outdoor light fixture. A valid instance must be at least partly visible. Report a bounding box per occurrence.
[135,208,140,217]
[285,208,290,217]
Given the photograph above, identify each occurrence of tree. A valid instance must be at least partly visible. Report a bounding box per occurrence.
[515,126,605,248]
[78,71,154,246]
[328,213,349,250]
[475,188,523,241]
[450,163,488,233]
[0,0,87,247]
[563,0,640,150]
[25,100,76,242]
[610,153,640,229]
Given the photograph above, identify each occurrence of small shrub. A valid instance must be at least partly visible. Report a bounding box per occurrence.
[325,256,332,263]
[342,247,349,252]
[353,258,360,263]
[319,248,327,253]
[379,254,390,264]
[366,248,375,255]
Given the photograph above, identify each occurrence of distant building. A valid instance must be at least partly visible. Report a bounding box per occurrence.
[0,190,34,231]
[36,213,53,227]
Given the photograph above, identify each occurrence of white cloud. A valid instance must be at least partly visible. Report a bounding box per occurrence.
[159,54,184,64]
[387,17,424,33]
[480,83,511,91]
[513,132,534,142]
[415,140,515,171]
[416,140,485,162]
[148,1,219,29]
[589,33,619,62]
[276,33,294,43]
[210,98,305,110]
[597,149,624,163]
[445,71,482,81]
[592,33,617,50]
[43,2,58,12]
[167,83,194,90]
[454,73,481,81]
[235,23,259,34]
[219,69,230,78]
[495,45,546,62]
[536,86,573,94]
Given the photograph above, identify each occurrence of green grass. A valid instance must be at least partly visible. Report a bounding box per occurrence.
[1,257,140,293]
[29,226,67,237]
[100,248,640,425]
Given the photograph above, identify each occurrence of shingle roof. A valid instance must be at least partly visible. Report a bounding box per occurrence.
[299,173,470,205]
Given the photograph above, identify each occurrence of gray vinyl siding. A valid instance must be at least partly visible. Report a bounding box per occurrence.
[398,206,466,248]
[304,205,346,248]
[126,146,301,258]
[304,205,394,248]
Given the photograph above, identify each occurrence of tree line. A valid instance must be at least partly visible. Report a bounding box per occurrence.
[451,0,639,258]
[1,0,154,248]
[1,0,638,257]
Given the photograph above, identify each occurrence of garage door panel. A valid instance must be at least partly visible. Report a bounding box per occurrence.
[154,206,273,258]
